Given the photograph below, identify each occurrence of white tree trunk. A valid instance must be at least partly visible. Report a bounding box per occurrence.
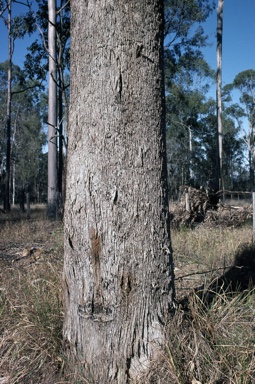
[216,0,224,190]
[63,1,174,382]
[47,0,58,218]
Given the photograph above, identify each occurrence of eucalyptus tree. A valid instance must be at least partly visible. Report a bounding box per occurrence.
[164,0,214,49]
[165,51,215,196]
[63,0,174,382]
[232,69,255,191]
[0,61,46,207]
[164,0,215,194]
[0,0,36,210]
[221,116,246,190]
[24,0,70,217]
[164,0,215,83]
[47,0,58,218]
[0,0,13,211]
[216,0,224,191]
[12,97,46,208]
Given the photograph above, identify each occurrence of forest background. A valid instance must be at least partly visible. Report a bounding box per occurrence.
[0,0,255,209]
[1,1,255,382]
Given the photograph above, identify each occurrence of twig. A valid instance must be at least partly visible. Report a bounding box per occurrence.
[175,265,244,281]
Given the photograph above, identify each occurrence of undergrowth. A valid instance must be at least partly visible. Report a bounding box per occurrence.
[0,206,254,383]
[0,206,64,383]
[142,287,255,383]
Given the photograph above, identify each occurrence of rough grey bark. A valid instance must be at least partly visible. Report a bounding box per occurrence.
[47,0,58,218]
[63,1,175,382]
[216,0,224,191]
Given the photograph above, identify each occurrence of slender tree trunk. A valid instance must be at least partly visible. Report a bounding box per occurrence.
[12,161,15,205]
[63,1,174,382]
[26,190,30,219]
[5,0,12,212]
[47,0,58,218]
[249,123,255,191]
[56,0,69,211]
[216,0,224,191]
[58,86,63,195]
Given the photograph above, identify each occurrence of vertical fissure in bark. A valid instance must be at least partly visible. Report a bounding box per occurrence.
[89,226,102,300]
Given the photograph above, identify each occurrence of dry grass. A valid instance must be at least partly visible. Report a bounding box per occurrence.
[141,224,255,383]
[0,206,65,384]
[0,206,255,383]
[144,287,255,384]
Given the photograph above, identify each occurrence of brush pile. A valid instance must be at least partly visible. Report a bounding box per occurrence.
[170,186,252,228]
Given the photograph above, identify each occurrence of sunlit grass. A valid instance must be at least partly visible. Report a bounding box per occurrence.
[0,206,255,383]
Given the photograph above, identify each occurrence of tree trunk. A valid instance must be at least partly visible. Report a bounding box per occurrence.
[5,0,12,212]
[12,161,15,205]
[47,0,58,218]
[58,86,63,195]
[26,191,30,219]
[216,0,224,191]
[63,1,175,382]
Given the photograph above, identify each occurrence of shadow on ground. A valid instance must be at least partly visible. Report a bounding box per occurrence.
[180,243,255,308]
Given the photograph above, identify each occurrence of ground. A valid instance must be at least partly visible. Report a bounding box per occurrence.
[0,204,255,383]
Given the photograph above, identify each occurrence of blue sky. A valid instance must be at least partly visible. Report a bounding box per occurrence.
[202,0,255,89]
[0,1,254,94]
[0,2,38,66]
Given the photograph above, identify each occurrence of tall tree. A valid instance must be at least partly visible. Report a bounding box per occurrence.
[0,61,46,207]
[0,0,36,210]
[164,0,214,82]
[63,1,174,382]
[24,0,70,214]
[47,0,58,218]
[3,0,12,211]
[163,0,215,194]
[233,69,255,191]
[216,0,224,191]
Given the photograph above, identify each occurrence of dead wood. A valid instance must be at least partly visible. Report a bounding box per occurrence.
[170,186,252,228]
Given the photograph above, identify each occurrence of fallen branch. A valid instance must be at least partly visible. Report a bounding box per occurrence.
[175,265,245,281]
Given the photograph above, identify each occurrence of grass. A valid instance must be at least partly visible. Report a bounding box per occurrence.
[159,288,255,383]
[0,205,255,383]
[0,206,64,383]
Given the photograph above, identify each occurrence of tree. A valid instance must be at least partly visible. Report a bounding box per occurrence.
[24,0,70,216]
[0,61,46,207]
[1,0,13,211]
[0,0,37,210]
[165,53,214,195]
[164,0,214,49]
[47,0,58,218]
[216,0,224,191]
[63,1,175,382]
[163,0,215,195]
[232,69,255,191]
[164,0,214,83]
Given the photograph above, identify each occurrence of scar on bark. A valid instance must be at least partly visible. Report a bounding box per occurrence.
[121,271,132,296]
[89,227,101,297]
[68,236,74,249]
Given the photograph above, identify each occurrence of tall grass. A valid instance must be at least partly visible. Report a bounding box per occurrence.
[0,206,64,383]
[140,287,255,384]
[0,207,254,383]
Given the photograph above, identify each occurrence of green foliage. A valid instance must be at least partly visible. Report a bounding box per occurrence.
[164,1,250,195]
[164,0,215,47]
[24,0,70,82]
[11,11,36,39]
[233,69,255,125]
[0,61,47,205]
